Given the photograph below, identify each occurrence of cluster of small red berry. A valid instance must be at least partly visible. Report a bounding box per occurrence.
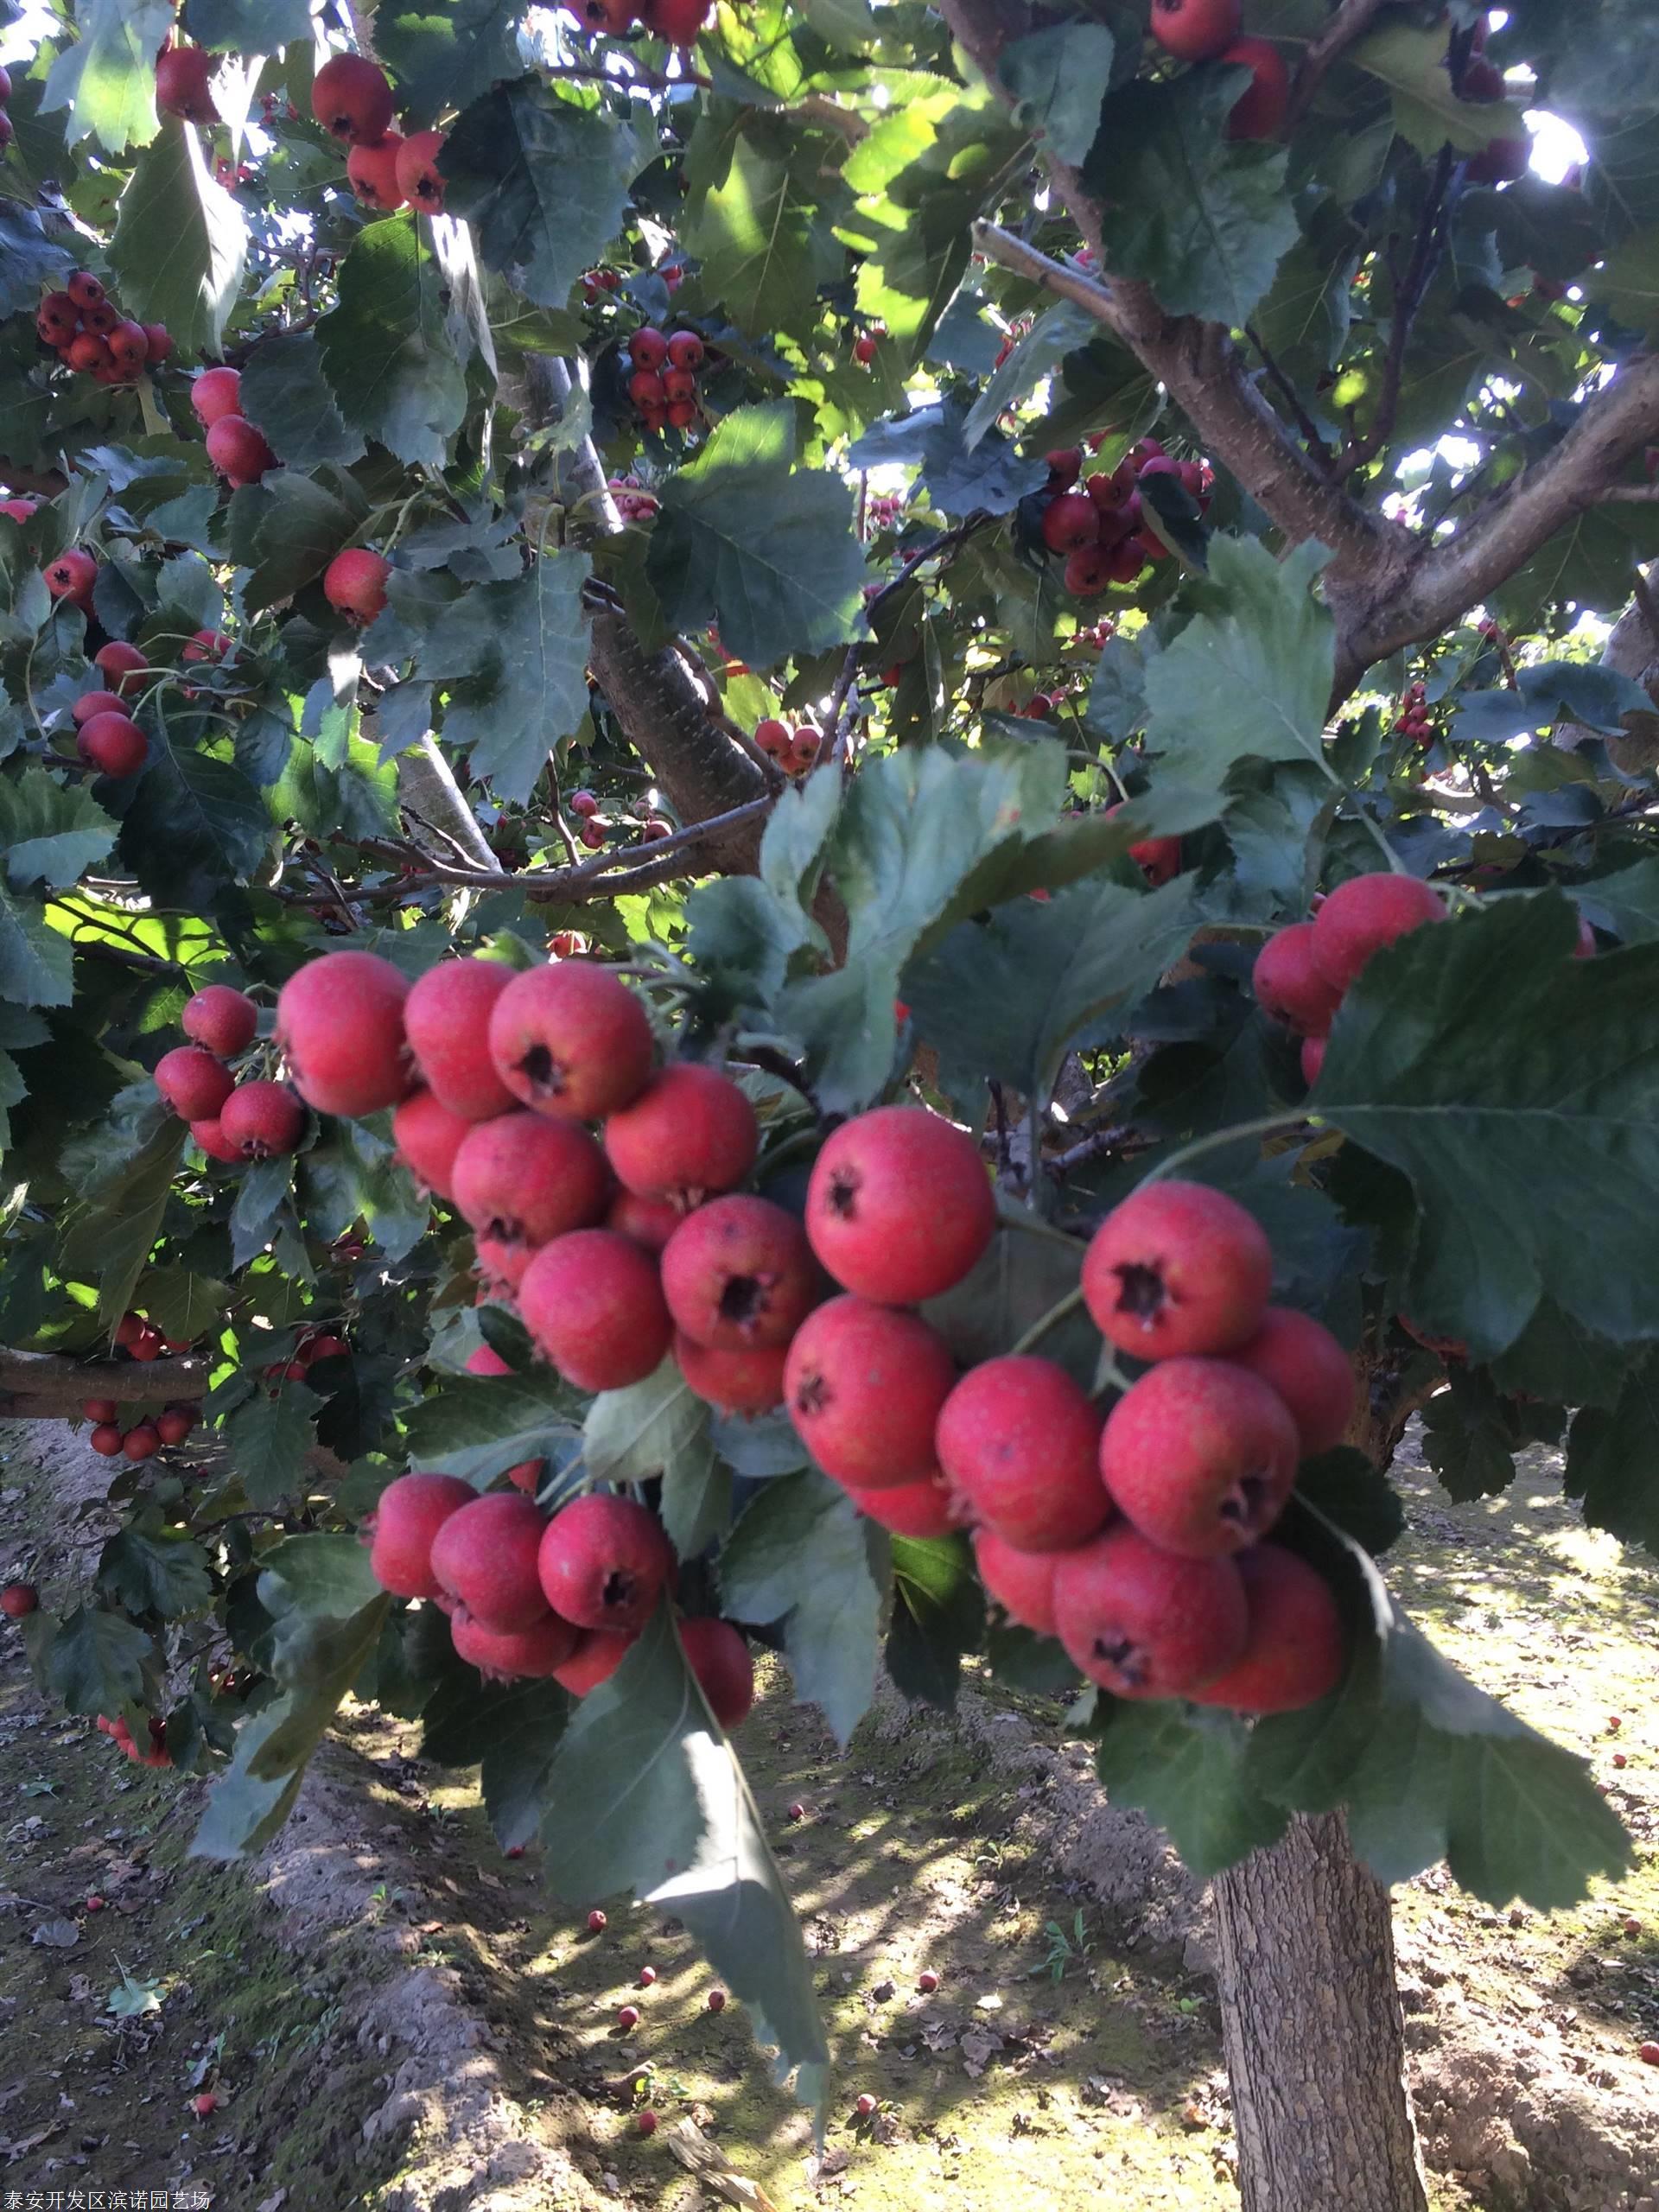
[753,717,821,778]
[1252,869,1447,1088]
[1395,679,1433,746]
[580,0,711,48]
[569,785,673,850]
[1039,438,1211,597]
[261,1325,351,1389]
[625,326,706,435]
[35,270,170,388]
[286,51,448,213]
[151,983,307,1164]
[607,475,660,523]
[186,364,277,487]
[95,1710,173,1767]
[84,1389,200,1461]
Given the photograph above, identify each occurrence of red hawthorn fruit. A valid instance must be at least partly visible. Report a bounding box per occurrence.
[1252,922,1344,1036]
[392,1089,474,1199]
[617,2004,642,2032]
[644,0,710,42]
[190,366,242,426]
[143,323,173,363]
[346,135,406,213]
[450,1110,610,1248]
[43,548,98,608]
[123,1422,160,1461]
[476,1232,535,1294]
[678,1616,755,1729]
[1042,491,1100,556]
[664,397,697,429]
[276,949,411,1116]
[312,53,395,144]
[505,1459,543,1493]
[1081,1178,1272,1361]
[1640,2041,1659,2067]
[396,129,446,212]
[918,1969,940,1993]
[579,819,608,849]
[430,1492,551,1634]
[155,1046,234,1122]
[1309,872,1445,995]
[156,1408,196,1447]
[130,1322,164,1362]
[192,2092,218,2119]
[936,1356,1110,1550]
[219,1079,307,1160]
[588,1909,607,1932]
[1099,1356,1301,1556]
[628,367,668,411]
[466,1341,513,1377]
[367,1471,475,1599]
[72,690,128,726]
[95,639,148,695]
[674,1331,789,1416]
[301,1333,348,1364]
[1229,1307,1355,1458]
[1187,1544,1346,1713]
[786,726,821,775]
[629,327,670,372]
[519,1229,673,1391]
[1053,1524,1248,1696]
[404,957,517,1122]
[488,962,654,1122]
[708,1986,727,2012]
[156,44,219,123]
[1459,54,1507,103]
[660,1195,819,1351]
[1300,1034,1325,1086]
[67,331,111,375]
[753,717,791,759]
[114,1312,145,1348]
[805,1106,993,1306]
[1046,447,1082,486]
[182,985,258,1058]
[537,1492,676,1632]
[607,1188,683,1255]
[108,321,149,371]
[855,2094,878,2119]
[1063,544,1115,597]
[1,1581,39,1618]
[322,547,391,625]
[82,300,121,339]
[1148,0,1242,61]
[569,788,601,817]
[636,2110,659,2136]
[78,711,149,778]
[604,1064,759,1206]
[553,1629,636,1695]
[1103,803,1182,887]
[847,1471,956,1541]
[972,1529,1059,1636]
[452,1606,580,1681]
[1467,134,1531,185]
[786,1801,805,1821]
[90,1423,124,1457]
[82,1398,119,1422]
[191,1116,244,1161]
[86,1895,106,1912]
[206,414,276,486]
[667,331,704,371]
[67,270,105,309]
[784,1295,957,1490]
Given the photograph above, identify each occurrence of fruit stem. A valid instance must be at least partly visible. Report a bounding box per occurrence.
[1135,1110,1307,1191]
[1009,1284,1085,1357]
[995,1203,1083,1254]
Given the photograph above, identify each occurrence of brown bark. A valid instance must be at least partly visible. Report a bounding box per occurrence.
[0,1348,212,1417]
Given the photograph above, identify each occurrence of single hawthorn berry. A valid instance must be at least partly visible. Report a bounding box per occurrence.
[783,1295,956,1490]
[972,1529,1060,1637]
[156,1408,197,1446]
[156,44,219,124]
[123,1422,160,1460]
[311,53,395,144]
[629,327,670,371]
[1309,871,1445,995]
[182,984,258,1058]
[804,1106,994,1306]
[937,1356,1110,1550]
[190,366,242,426]
[367,1472,475,1599]
[1149,0,1242,64]
[846,1471,957,1541]
[1186,1544,1346,1714]
[322,546,392,625]
[1099,1356,1301,1556]
[519,1229,673,1391]
[90,1423,124,1456]
[1,1581,39,1618]
[155,1046,234,1122]
[450,1109,611,1249]
[94,639,147,695]
[346,135,406,212]
[1229,1307,1355,1458]
[396,129,447,211]
[537,1492,676,1633]
[677,1616,755,1728]
[218,1079,306,1159]
[1252,922,1344,1036]
[404,957,517,1122]
[673,1331,789,1416]
[1042,491,1100,555]
[660,1194,820,1351]
[392,1089,474,1199]
[205,414,276,486]
[488,962,654,1122]
[276,949,411,1116]
[554,1629,636,1695]
[607,1188,683,1255]
[603,1064,759,1206]
[79,712,149,778]
[1052,1524,1248,1697]
[451,1606,580,1682]
[43,547,98,607]
[1081,1179,1272,1361]
[430,1491,551,1634]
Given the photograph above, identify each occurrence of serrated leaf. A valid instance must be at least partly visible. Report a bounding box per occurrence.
[887,1534,983,1713]
[47,1606,153,1717]
[402,1369,582,1485]
[584,1361,728,1556]
[1564,1351,1659,1554]
[316,219,470,467]
[962,301,1097,452]
[376,0,529,129]
[97,1525,214,1618]
[105,117,247,356]
[718,1468,886,1745]
[0,886,73,1007]
[1420,1366,1522,1502]
[59,1117,183,1327]
[0,204,73,320]
[1292,1449,1405,1556]
[683,108,846,340]
[1351,21,1531,157]
[135,1264,226,1344]
[1094,1702,1289,1877]
[117,740,273,905]
[480,1682,572,1850]
[224,1392,315,1509]
[0,770,118,889]
[181,0,313,50]
[919,394,1047,518]
[997,23,1116,166]
[238,332,365,467]
[647,404,865,669]
[223,467,365,612]
[41,0,171,154]
[921,1225,1096,1390]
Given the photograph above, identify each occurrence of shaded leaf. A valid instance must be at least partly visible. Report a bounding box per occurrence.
[316,220,470,467]
[105,117,247,356]
[0,772,116,890]
[238,332,366,467]
[997,23,1116,166]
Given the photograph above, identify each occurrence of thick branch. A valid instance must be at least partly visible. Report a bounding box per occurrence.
[0,1347,212,1418]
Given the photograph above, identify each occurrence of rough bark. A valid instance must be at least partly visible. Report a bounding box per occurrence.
[0,1347,212,1417]
[392,733,499,871]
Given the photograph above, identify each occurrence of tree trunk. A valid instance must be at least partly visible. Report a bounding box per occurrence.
[1213,1812,1430,2212]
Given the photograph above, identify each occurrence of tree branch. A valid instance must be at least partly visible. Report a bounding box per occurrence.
[1287,0,1395,128]
[0,1347,212,1418]
[1329,144,1457,486]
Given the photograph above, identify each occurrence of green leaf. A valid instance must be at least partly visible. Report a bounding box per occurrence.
[919,395,1047,518]
[59,1117,183,1327]
[224,467,367,613]
[480,1682,572,1851]
[376,0,530,129]
[181,0,313,50]
[0,204,73,320]
[135,1264,227,1344]
[238,333,366,467]
[1351,20,1531,157]
[0,771,118,890]
[540,1605,829,2113]
[223,1392,315,1509]
[887,1533,983,1713]
[1293,1449,1405,1557]
[118,740,273,905]
[1565,1351,1659,1554]
[316,220,470,467]
[41,0,171,154]
[444,80,645,310]
[997,23,1116,166]
[962,302,1097,453]
[1143,537,1338,793]
[1083,73,1299,327]
[1094,1702,1289,1877]
[1318,896,1659,1360]
[98,1524,214,1618]
[1420,1365,1524,1503]
[1592,224,1659,330]
[0,886,73,1007]
[584,1362,728,1557]
[647,404,865,669]
[718,1468,887,1746]
[105,117,247,357]
[922,1225,1096,1392]
[402,1370,582,1485]
[683,108,847,340]
[47,1606,152,1717]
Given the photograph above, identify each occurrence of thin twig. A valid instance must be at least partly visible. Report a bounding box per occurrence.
[1287,0,1395,128]
[1332,144,1457,486]
[1593,483,1659,503]
[1245,324,1333,467]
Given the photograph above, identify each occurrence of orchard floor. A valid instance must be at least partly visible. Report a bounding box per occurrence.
[1,1418,1656,2212]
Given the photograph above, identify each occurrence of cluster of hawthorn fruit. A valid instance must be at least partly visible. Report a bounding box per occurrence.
[1394,678,1435,746]
[569,784,673,851]
[34,267,171,390]
[1253,867,1449,1090]
[753,716,821,777]
[151,981,308,1164]
[75,1308,203,1461]
[624,325,708,435]
[1038,437,1211,598]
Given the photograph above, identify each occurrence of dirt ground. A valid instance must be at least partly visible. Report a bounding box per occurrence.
[2,1417,1656,2211]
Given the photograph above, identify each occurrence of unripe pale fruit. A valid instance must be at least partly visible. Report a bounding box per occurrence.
[660,1195,819,1351]
[90,1423,124,1456]
[678,1616,755,1729]
[1099,1357,1300,1556]
[554,1629,635,1694]
[1219,37,1289,139]
[123,1422,160,1460]
[156,1046,235,1122]
[1082,1179,1272,1361]
[430,1491,550,1633]
[206,413,276,486]
[784,1295,957,1490]
[393,1089,473,1199]
[156,44,219,124]
[44,548,97,607]
[451,1109,610,1249]
[488,962,654,1122]
[396,129,446,210]
[182,984,258,1058]
[674,1330,788,1415]
[1,1581,39,1618]
[322,547,391,625]
[519,1230,672,1391]
[218,1079,306,1159]
[537,1493,676,1632]
[848,1471,956,1541]
[1252,922,1343,1036]
[346,135,405,211]
[1052,1524,1248,1697]
[1041,491,1099,555]
[607,1188,683,1254]
[95,639,148,695]
[276,950,411,1116]
[452,1606,580,1681]
[1229,1307,1355,1458]
[1148,0,1241,64]
[1310,872,1445,995]
[404,957,517,1121]
[312,53,395,144]
[972,1529,1059,1636]
[79,712,149,778]
[805,1106,993,1306]
[190,366,241,426]
[1187,1544,1346,1713]
[368,1471,475,1598]
[604,1064,758,1206]
[935,1356,1109,1550]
